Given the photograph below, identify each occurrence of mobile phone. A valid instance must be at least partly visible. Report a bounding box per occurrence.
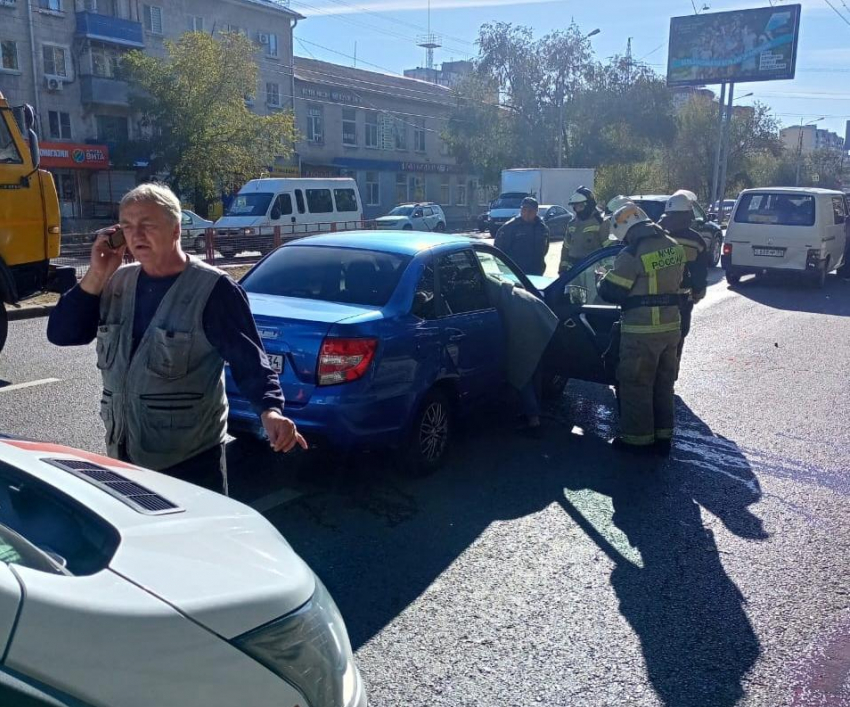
[106,228,125,249]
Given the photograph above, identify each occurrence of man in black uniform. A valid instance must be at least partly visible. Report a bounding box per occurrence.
[494,196,550,276]
[658,190,709,361]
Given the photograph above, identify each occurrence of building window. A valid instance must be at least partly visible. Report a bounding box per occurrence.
[439,175,450,206]
[439,138,451,157]
[96,114,128,143]
[455,179,467,206]
[342,108,357,147]
[409,175,425,202]
[91,43,122,78]
[86,0,117,15]
[265,33,278,58]
[395,173,407,204]
[0,41,17,72]
[42,45,68,77]
[365,111,378,148]
[366,171,379,206]
[39,0,61,11]
[189,16,204,32]
[143,4,163,35]
[266,82,280,107]
[414,120,426,152]
[307,105,323,144]
[48,111,71,139]
[393,116,408,151]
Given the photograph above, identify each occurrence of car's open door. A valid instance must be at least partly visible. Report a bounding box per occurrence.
[543,246,623,386]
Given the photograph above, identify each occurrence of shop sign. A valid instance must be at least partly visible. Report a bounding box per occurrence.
[40,142,110,169]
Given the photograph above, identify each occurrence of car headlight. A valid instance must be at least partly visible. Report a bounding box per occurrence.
[242,228,256,236]
[233,576,358,707]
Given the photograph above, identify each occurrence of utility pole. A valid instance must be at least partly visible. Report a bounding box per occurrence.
[710,83,727,211]
[558,28,600,168]
[795,117,825,186]
[717,83,734,207]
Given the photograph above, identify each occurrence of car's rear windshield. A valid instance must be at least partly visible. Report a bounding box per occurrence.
[491,196,524,210]
[634,200,666,223]
[242,245,411,307]
[734,193,816,227]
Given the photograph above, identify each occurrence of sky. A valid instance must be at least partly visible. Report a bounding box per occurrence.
[290,0,850,141]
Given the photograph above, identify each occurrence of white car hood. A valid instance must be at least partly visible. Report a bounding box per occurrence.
[0,441,315,639]
[215,215,264,228]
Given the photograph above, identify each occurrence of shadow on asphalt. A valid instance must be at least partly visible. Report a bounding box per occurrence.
[728,272,850,316]
[258,381,767,706]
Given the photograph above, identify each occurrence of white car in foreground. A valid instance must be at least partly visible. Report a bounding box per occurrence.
[0,436,366,707]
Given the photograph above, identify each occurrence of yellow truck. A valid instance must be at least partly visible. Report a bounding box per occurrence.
[0,91,76,353]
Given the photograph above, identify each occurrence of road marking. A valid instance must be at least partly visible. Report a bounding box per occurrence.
[249,487,304,514]
[0,378,61,394]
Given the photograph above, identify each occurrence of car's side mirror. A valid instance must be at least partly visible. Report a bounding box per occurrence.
[707,212,718,221]
[414,210,423,218]
[28,129,40,170]
[566,284,588,305]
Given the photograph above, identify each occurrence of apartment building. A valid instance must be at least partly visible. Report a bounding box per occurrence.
[293,56,485,224]
[0,0,300,223]
[780,125,846,155]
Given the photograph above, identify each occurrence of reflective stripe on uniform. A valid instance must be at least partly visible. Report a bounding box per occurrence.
[621,433,656,446]
[583,225,600,232]
[604,272,634,289]
[621,321,682,335]
[655,428,674,440]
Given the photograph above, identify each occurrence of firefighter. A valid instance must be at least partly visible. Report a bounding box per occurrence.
[658,190,709,361]
[560,186,612,272]
[606,194,633,217]
[597,204,686,455]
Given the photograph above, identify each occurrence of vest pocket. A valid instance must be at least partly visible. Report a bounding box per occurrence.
[96,325,120,371]
[148,328,193,380]
[138,405,197,454]
[99,391,115,446]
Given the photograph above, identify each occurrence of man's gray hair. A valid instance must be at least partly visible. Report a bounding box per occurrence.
[120,183,182,225]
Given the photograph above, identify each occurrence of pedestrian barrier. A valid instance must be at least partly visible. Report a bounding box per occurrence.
[54,220,381,278]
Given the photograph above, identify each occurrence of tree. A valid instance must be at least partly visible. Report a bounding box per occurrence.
[122,31,297,212]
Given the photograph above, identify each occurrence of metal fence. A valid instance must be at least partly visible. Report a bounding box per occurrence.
[54,220,380,279]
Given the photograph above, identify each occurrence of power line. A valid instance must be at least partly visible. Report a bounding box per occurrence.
[823,0,850,28]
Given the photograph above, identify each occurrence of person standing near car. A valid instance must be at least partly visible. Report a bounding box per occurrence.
[494,196,550,276]
[658,190,709,361]
[560,186,612,272]
[47,183,306,494]
[597,204,686,455]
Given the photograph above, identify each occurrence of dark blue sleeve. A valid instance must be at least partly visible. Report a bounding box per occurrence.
[203,276,285,416]
[46,285,101,346]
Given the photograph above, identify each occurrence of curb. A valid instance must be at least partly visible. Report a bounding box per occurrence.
[7,304,57,321]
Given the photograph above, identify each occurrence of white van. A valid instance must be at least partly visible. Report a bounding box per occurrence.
[214,178,363,258]
[723,187,848,288]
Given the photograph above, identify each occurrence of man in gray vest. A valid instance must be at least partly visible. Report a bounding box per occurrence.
[48,183,305,494]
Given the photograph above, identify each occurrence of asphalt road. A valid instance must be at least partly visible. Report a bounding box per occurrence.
[1,253,849,706]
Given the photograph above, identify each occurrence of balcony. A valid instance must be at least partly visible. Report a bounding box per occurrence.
[80,75,129,107]
[75,11,144,48]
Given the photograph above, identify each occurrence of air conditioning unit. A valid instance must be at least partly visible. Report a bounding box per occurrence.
[45,77,64,91]
[258,33,270,45]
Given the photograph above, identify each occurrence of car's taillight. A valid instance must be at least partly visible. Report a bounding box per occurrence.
[318,338,377,386]
[722,243,733,256]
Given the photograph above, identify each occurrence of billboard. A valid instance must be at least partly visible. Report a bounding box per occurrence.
[667,5,801,86]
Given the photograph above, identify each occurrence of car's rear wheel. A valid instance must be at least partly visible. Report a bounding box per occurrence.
[403,224,413,231]
[0,306,7,355]
[810,259,828,289]
[402,389,452,475]
[710,236,722,267]
[220,247,238,260]
[194,236,206,254]
[541,371,569,402]
[725,270,741,287]
[435,222,446,232]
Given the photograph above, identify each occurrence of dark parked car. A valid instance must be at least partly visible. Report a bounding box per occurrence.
[631,194,725,266]
[538,204,574,240]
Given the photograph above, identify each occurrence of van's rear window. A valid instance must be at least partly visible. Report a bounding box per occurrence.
[242,246,411,307]
[734,193,816,227]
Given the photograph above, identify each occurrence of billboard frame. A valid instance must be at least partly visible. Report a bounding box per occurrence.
[667,4,801,87]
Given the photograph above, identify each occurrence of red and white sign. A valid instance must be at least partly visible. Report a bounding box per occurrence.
[39,142,110,170]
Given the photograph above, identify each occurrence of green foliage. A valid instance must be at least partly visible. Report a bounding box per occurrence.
[122,31,297,204]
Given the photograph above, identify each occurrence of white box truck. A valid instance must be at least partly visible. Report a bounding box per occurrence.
[487,168,595,236]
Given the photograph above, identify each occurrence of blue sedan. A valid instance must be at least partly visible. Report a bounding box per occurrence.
[227,232,625,471]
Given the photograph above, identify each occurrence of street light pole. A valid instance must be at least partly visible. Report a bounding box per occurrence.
[558,28,600,168]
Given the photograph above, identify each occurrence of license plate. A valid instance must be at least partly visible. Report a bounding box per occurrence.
[268,354,284,373]
[753,247,785,257]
